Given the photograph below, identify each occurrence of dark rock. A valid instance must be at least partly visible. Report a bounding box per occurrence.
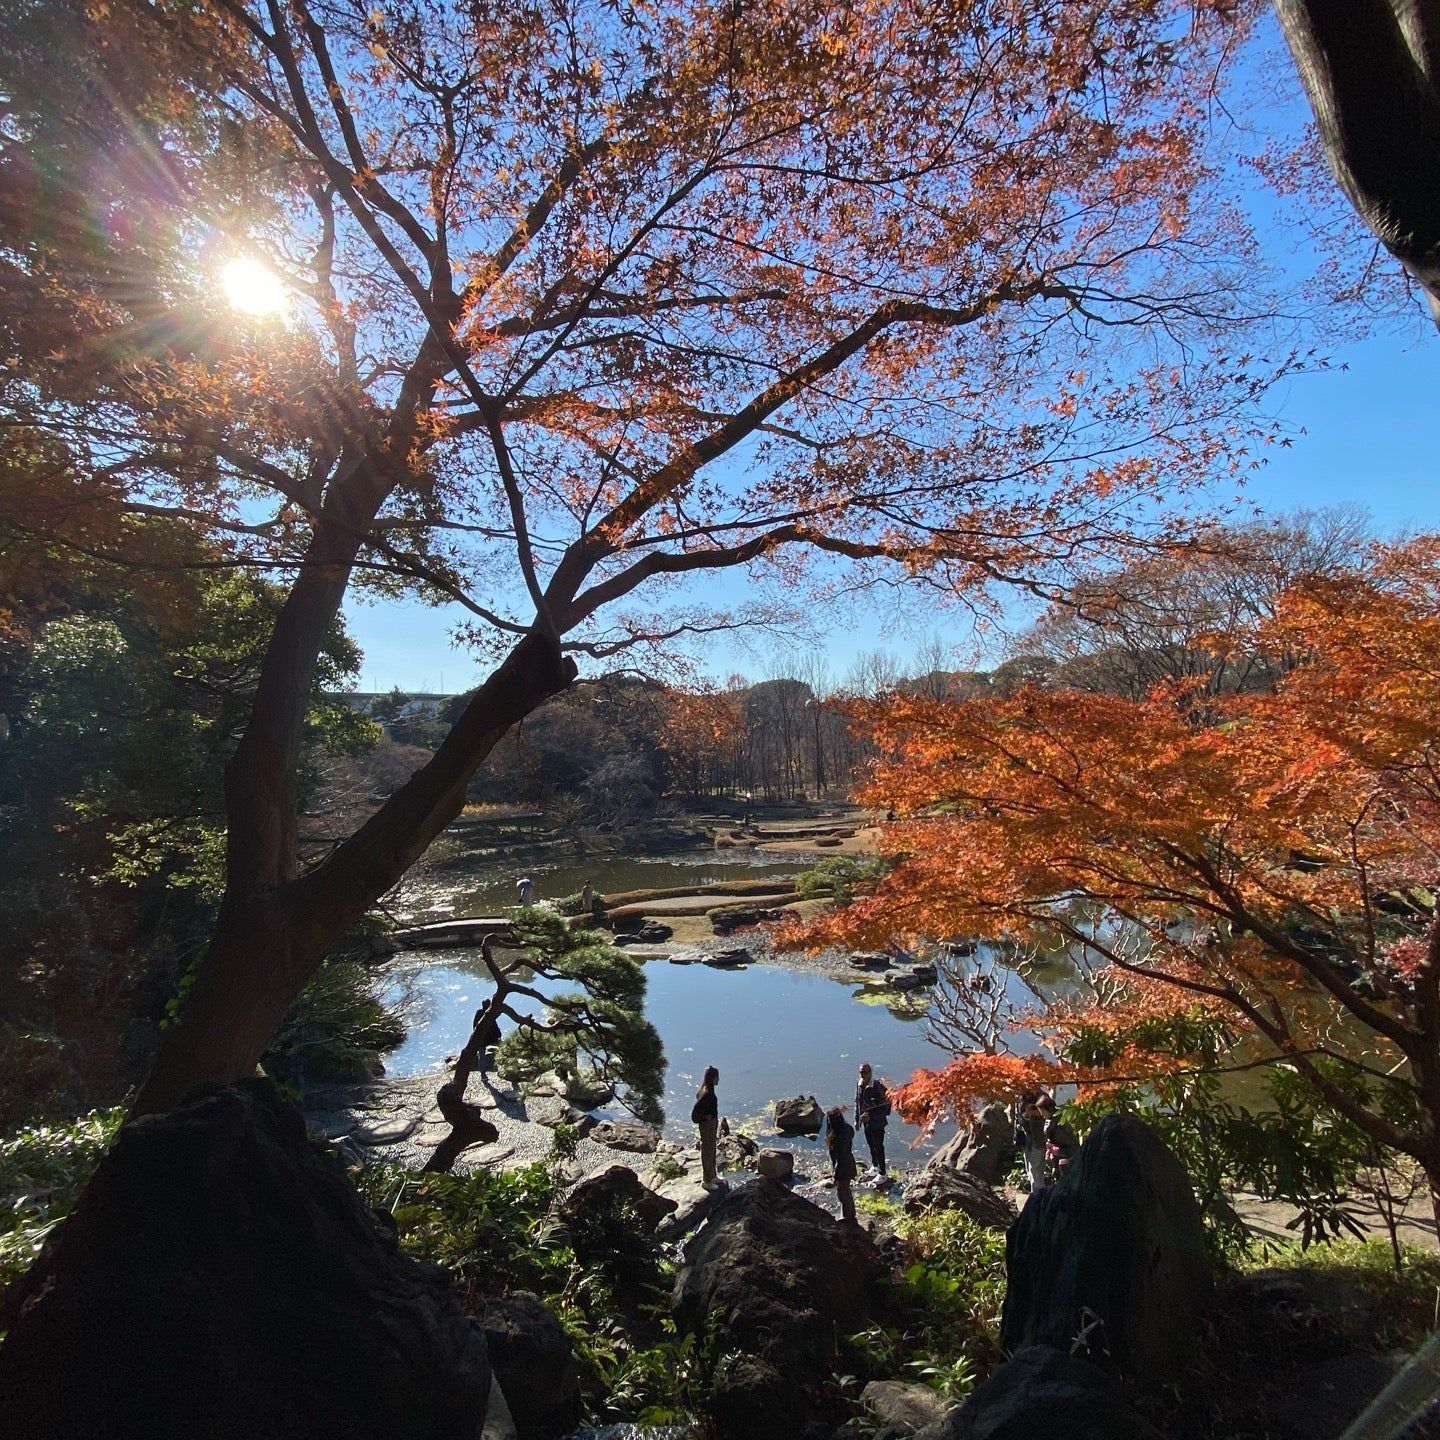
[774,1095,824,1134]
[526,1095,596,1132]
[930,1104,1017,1188]
[755,1148,795,1180]
[1001,1112,1210,1381]
[672,1178,889,1380]
[637,921,673,942]
[703,946,754,967]
[0,1079,491,1440]
[861,1380,949,1435]
[590,1119,661,1152]
[848,951,893,971]
[913,1346,1160,1440]
[711,907,783,935]
[902,1167,1016,1231]
[655,1183,722,1242]
[907,963,939,985]
[941,939,977,958]
[479,1291,581,1440]
[717,1130,760,1170]
[709,1352,809,1440]
[562,1164,677,1232]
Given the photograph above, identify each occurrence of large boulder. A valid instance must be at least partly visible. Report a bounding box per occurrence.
[590,1118,661,1152]
[902,1167,1016,1231]
[562,1164,676,1232]
[709,1353,809,1440]
[913,1346,1161,1440]
[479,1292,581,1440]
[773,1094,824,1134]
[672,1178,889,1436]
[0,1079,491,1440]
[930,1103,1017,1187]
[862,1380,949,1435]
[1001,1112,1211,1381]
[755,1148,795,1180]
[716,1129,759,1171]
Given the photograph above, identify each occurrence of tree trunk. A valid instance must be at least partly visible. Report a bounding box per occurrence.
[134,631,575,1115]
[1276,0,1440,318]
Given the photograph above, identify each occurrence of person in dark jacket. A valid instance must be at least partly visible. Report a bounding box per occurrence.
[854,1063,890,1176]
[1016,1091,1049,1191]
[692,1065,720,1188]
[1039,1094,1078,1178]
[825,1106,858,1224]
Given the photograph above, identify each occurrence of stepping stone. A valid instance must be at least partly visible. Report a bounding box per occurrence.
[351,1115,421,1146]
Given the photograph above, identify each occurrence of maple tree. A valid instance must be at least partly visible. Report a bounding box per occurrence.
[801,536,1440,1210]
[1,0,1304,1111]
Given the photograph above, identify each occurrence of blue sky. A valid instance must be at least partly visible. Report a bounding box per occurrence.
[341,16,1440,697]
[345,319,1440,694]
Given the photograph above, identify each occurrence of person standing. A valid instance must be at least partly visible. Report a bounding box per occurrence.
[516,875,534,907]
[854,1063,890,1177]
[692,1065,721,1189]
[1039,1094,1077,1179]
[825,1106,858,1224]
[1017,1092,1049,1192]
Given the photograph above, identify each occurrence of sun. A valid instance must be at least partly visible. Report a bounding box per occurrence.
[221,256,287,316]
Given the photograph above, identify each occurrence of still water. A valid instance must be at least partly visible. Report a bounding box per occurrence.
[379,951,962,1159]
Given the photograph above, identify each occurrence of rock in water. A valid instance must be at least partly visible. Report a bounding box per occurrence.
[1001,1112,1211,1381]
[672,1178,889,1437]
[479,1291,581,1440]
[0,1079,491,1439]
[902,1167,1016,1231]
[772,1094,823,1134]
[912,1346,1161,1440]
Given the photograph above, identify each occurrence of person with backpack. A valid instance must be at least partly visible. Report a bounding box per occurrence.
[854,1063,891,1177]
[825,1106,858,1224]
[692,1065,721,1189]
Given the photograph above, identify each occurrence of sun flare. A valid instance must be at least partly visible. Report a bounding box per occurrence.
[221,256,287,316]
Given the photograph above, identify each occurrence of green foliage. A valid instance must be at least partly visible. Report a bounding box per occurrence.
[493,911,665,1126]
[0,555,378,1112]
[0,1108,122,1293]
[843,1210,1007,1405]
[265,961,406,1085]
[554,890,605,917]
[1067,1059,1419,1261]
[796,854,889,905]
[357,1158,713,1427]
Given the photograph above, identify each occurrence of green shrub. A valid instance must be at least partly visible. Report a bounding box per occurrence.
[265,960,406,1084]
[795,854,889,905]
[842,1209,1007,1406]
[0,1108,123,1292]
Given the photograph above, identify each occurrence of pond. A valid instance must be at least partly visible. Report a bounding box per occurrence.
[390,849,803,925]
[379,951,975,1160]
